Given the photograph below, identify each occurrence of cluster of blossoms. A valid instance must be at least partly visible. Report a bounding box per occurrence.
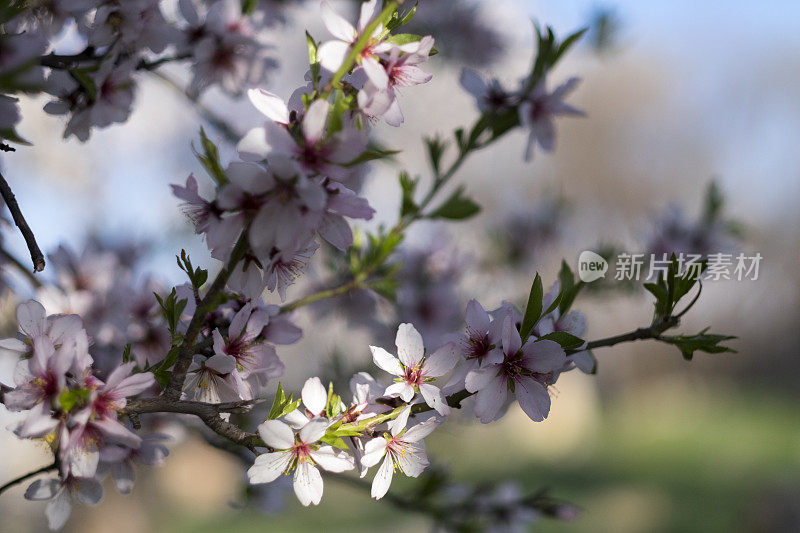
[0,0,286,142]
[0,1,736,531]
[0,301,165,529]
[173,1,437,301]
[35,241,170,377]
[245,273,594,507]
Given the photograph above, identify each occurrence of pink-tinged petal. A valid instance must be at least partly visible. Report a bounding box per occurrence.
[317,214,353,251]
[371,455,394,499]
[237,126,269,161]
[205,353,236,374]
[103,362,134,391]
[226,163,272,196]
[382,97,404,127]
[282,408,310,430]
[501,316,522,356]
[423,342,458,377]
[523,340,566,373]
[536,316,556,336]
[569,351,596,374]
[212,329,226,356]
[473,375,508,423]
[514,377,551,422]
[47,315,83,346]
[45,491,71,530]
[310,446,354,473]
[31,336,55,377]
[248,451,292,483]
[360,437,387,467]
[24,478,61,501]
[299,417,328,444]
[72,477,103,505]
[17,300,46,338]
[384,382,414,402]
[248,88,290,124]
[357,0,379,33]
[394,442,428,477]
[302,100,330,145]
[257,419,295,449]
[465,300,491,336]
[419,383,450,416]
[318,40,351,73]
[68,447,100,479]
[370,346,402,376]
[3,386,40,411]
[559,310,587,337]
[321,0,356,42]
[388,405,411,437]
[15,402,58,438]
[394,65,432,87]
[0,338,26,353]
[465,364,499,393]
[111,461,135,494]
[402,417,440,443]
[111,372,155,399]
[395,323,424,368]
[301,377,327,416]
[93,417,142,448]
[362,56,389,88]
[293,461,323,506]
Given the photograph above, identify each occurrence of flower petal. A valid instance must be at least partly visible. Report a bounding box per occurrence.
[257,419,295,449]
[310,446,354,473]
[371,455,394,499]
[301,377,327,416]
[247,88,290,124]
[370,346,402,376]
[395,323,424,368]
[514,377,551,422]
[248,451,292,483]
[423,342,458,377]
[293,461,323,506]
[419,383,450,416]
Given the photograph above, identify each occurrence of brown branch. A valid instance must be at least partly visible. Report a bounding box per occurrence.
[163,233,249,401]
[0,460,58,497]
[0,170,45,273]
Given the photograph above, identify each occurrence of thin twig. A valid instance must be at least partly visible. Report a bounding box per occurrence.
[0,169,45,272]
[0,461,58,497]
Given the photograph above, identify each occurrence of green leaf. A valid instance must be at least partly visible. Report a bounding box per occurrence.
[659,328,737,361]
[193,128,227,186]
[319,434,349,450]
[428,186,481,220]
[554,27,588,63]
[69,68,97,101]
[306,31,321,88]
[268,383,288,419]
[241,0,258,15]
[424,135,448,176]
[538,331,585,350]
[385,33,422,47]
[344,146,401,167]
[399,171,419,218]
[519,273,543,341]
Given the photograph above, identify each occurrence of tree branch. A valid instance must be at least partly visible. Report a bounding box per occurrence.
[164,233,250,401]
[0,169,45,273]
[0,460,58,497]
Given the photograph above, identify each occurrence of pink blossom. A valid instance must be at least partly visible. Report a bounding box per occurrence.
[371,323,458,416]
[465,316,566,423]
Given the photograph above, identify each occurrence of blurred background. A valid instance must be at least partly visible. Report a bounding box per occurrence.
[1,0,799,531]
